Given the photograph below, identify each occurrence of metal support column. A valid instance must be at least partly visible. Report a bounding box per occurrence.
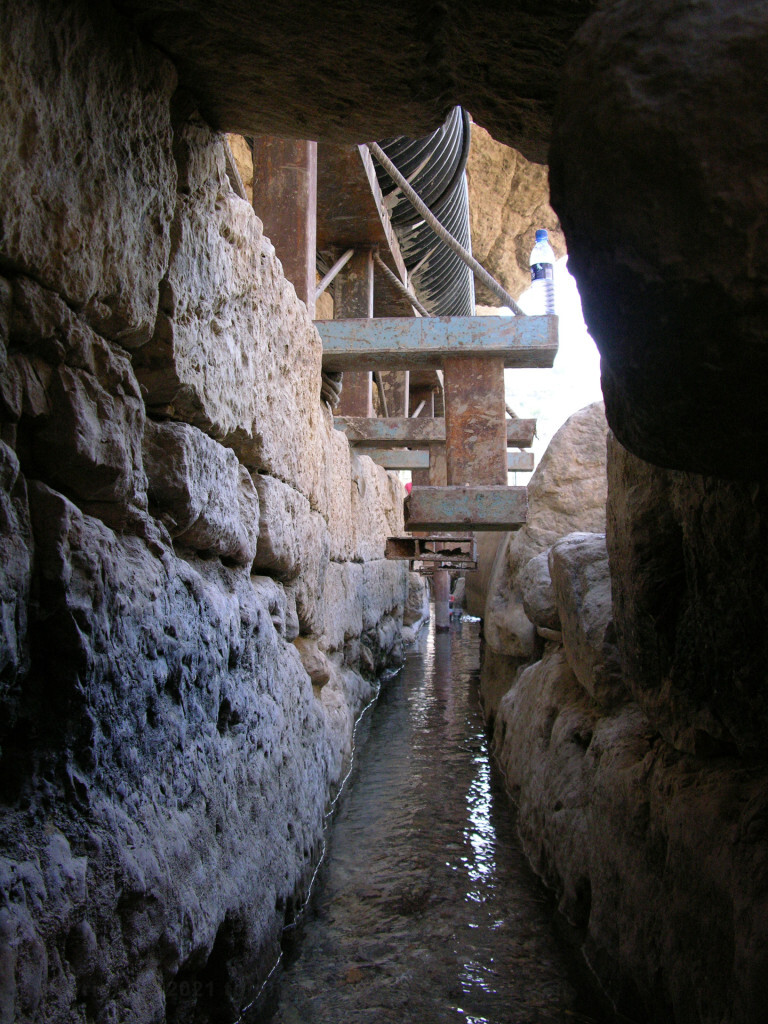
[443,354,507,486]
[433,566,451,633]
[336,250,374,417]
[252,138,317,316]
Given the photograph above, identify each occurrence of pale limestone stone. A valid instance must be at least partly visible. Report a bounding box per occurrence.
[292,636,331,688]
[520,550,560,631]
[349,451,404,562]
[8,277,147,527]
[485,402,608,656]
[403,572,430,628]
[321,561,364,653]
[324,426,354,563]
[143,420,259,565]
[252,473,327,580]
[250,576,289,636]
[0,0,176,346]
[361,560,408,632]
[133,122,329,512]
[549,533,624,708]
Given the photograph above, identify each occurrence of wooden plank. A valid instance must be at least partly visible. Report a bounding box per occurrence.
[367,449,535,471]
[335,417,537,448]
[252,138,317,315]
[317,315,558,371]
[405,486,528,532]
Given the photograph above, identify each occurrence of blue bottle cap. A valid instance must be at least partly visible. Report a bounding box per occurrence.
[535,229,548,242]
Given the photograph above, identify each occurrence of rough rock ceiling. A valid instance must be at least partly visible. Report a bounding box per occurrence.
[115,0,597,162]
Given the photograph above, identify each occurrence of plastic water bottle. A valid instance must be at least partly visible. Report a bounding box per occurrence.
[529,228,555,314]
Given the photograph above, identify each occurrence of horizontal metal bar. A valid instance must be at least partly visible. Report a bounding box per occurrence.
[335,416,536,448]
[405,485,528,532]
[367,449,535,471]
[317,315,559,371]
[368,449,430,469]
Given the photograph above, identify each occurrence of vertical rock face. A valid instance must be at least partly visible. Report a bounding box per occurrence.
[484,402,608,665]
[549,0,768,477]
[466,123,566,305]
[0,5,407,1021]
[607,433,768,758]
[0,0,177,347]
[484,427,768,1022]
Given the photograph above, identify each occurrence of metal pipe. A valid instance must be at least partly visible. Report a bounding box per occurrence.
[314,248,355,301]
[411,399,426,418]
[369,139,525,316]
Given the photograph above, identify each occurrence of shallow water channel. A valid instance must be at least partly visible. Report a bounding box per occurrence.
[257,617,607,1024]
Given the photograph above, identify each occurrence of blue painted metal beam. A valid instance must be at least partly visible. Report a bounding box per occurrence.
[405,485,528,532]
[366,449,535,471]
[335,416,537,448]
[317,315,558,371]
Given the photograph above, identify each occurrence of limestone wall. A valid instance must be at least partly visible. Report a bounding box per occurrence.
[481,410,768,1023]
[0,3,407,1021]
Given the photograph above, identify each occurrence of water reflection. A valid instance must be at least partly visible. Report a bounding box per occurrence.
[254,619,604,1024]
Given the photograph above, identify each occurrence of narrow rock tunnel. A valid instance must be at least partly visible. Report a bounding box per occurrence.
[1,2,767,1023]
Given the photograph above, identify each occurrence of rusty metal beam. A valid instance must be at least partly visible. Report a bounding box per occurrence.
[405,486,528,532]
[444,354,507,486]
[335,250,373,417]
[252,138,317,316]
[334,417,537,448]
[317,315,558,371]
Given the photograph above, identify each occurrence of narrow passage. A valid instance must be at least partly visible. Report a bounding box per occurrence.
[259,619,606,1024]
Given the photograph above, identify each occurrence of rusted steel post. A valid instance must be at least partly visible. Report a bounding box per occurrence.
[434,569,451,632]
[409,386,435,487]
[336,250,374,417]
[251,138,317,316]
[443,355,507,486]
[429,444,448,487]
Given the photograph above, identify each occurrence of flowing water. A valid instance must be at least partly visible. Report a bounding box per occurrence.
[256,618,606,1024]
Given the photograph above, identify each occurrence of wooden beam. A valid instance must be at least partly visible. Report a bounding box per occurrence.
[405,486,528,532]
[335,416,537,448]
[317,315,558,371]
[252,138,317,315]
[366,449,536,471]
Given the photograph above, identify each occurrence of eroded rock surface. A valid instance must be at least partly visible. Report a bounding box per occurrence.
[550,0,768,477]
[467,123,566,305]
[607,432,768,758]
[115,0,597,161]
[0,8,408,1020]
[484,402,608,664]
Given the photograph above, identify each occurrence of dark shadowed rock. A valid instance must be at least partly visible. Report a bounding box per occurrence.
[115,0,596,161]
[550,0,768,477]
[549,532,625,708]
[607,432,768,758]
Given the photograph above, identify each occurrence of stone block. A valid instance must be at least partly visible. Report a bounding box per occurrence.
[349,451,404,562]
[321,561,364,653]
[361,560,408,632]
[0,442,32,703]
[485,402,607,656]
[520,550,560,631]
[252,474,326,579]
[292,637,331,688]
[8,278,147,525]
[143,419,259,565]
[133,122,328,511]
[0,0,176,346]
[549,533,625,707]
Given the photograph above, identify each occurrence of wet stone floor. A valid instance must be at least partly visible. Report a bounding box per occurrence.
[255,618,606,1024]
